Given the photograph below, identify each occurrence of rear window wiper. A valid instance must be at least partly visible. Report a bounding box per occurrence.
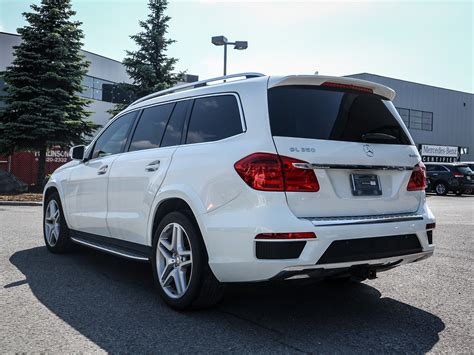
[361,133,397,142]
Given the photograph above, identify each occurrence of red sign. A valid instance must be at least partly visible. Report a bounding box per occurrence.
[0,148,70,186]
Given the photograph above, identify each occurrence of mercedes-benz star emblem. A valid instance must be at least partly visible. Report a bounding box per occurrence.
[363,144,374,157]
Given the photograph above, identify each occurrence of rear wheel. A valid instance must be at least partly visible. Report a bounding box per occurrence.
[152,211,224,310]
[43,192,71,253]
[435,182,448,196]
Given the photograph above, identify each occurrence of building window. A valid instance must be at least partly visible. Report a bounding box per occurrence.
[410,110,423,130]
[410,109,433,131]
[78,75,115,102]
[396,107,410,127]
[396,107,433,131]
[421,111,433,131]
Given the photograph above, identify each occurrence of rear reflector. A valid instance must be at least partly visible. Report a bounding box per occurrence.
[453,172,464,178]
[234,153,319,192]
[321,81,373,94]
[255,232,316,240]
[407,162,427,191]
[426,223,436,230]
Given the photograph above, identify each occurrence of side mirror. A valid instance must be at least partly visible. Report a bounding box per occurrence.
[70,145,85,160]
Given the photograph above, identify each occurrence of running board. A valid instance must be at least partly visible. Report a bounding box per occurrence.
[70,230,151,262]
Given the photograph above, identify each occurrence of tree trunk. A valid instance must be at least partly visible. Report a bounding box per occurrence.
[37,146,47,189]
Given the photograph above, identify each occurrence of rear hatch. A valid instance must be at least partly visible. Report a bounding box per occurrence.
[454,165,474,185]
[267,77,423,218]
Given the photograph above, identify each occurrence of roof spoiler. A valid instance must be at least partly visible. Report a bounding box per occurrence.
[268,75,396,100]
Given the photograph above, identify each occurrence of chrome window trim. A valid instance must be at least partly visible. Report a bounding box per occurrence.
[85,92,247,159]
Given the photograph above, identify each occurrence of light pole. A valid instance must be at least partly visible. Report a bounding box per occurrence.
[211,35,248,76]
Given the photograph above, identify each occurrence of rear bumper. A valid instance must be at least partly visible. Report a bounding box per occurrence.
[272,250,433,280]
[201,198,435,283]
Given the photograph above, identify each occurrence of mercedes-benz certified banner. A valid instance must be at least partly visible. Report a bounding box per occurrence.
[421,144,459,162]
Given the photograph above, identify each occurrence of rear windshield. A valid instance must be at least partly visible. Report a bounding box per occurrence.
[268,86,411,145]
[456,166,472,174]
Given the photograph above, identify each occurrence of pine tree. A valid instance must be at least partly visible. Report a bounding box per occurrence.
[0,0,99,187]
[108,0,180,116]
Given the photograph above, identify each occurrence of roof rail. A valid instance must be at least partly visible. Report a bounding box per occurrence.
[129,72,265,107]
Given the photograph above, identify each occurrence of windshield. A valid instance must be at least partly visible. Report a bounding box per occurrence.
[268,86,411,145]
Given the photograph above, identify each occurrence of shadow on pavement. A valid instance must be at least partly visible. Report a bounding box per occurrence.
[8,245,444,353]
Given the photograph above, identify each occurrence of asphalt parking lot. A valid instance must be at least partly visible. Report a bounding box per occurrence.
[0,195,472,353]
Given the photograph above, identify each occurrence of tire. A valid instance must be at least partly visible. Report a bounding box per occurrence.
[455,191,463,196]
[435,182,448,196]
[43,192,72,253]
[152,211,224,310]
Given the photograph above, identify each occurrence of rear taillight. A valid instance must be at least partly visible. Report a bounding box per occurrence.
[453,172,464,178]
[234,153,319,192]
[255,232,316,240]
[407,162,427,191]
[280,155,320,192]
[321,81,373,94]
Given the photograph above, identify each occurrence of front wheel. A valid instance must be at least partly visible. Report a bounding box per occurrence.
[152,211,224,310]
[43,192,72,253]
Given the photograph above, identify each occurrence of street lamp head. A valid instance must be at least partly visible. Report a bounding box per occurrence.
[234,41,248,50]
[212,35,228,46]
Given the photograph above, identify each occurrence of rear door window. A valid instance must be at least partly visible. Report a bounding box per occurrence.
[268,86,410,145]
[161,101,189,147]
[186,95,243,144]
[129,103,174,152]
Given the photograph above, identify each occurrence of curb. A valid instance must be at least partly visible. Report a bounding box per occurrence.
[0,201,42,206]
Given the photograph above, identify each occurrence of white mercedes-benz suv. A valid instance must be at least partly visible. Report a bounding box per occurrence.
[43,73,435,309]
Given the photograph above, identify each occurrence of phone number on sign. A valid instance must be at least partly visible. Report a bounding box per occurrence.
[46,157,68,163]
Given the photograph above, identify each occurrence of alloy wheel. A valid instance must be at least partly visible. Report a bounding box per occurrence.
[436,184,446,195]
[44,200,61,247]
[156,223,193,299]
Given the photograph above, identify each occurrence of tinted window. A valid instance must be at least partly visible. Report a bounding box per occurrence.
[129,103,174,152]
[455,166,472,175]
[92,112,136,159]
[186,95,242,144]
[427,165,448,172]
[268,86,411,145]
[161,101,189,147]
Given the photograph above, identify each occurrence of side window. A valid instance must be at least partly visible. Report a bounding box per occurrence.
[186,95,242,144]
[161,101,189,147]
[426,165,436,172]
[92,112,136,159]
[129,103,174,152]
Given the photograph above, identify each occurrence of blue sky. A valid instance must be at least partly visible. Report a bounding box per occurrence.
[1,0,472,92]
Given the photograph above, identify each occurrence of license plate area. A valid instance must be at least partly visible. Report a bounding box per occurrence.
[351,174,382,196]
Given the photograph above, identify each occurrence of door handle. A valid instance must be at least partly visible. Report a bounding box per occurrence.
[97,165,108,175]
[145,160,160,172]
